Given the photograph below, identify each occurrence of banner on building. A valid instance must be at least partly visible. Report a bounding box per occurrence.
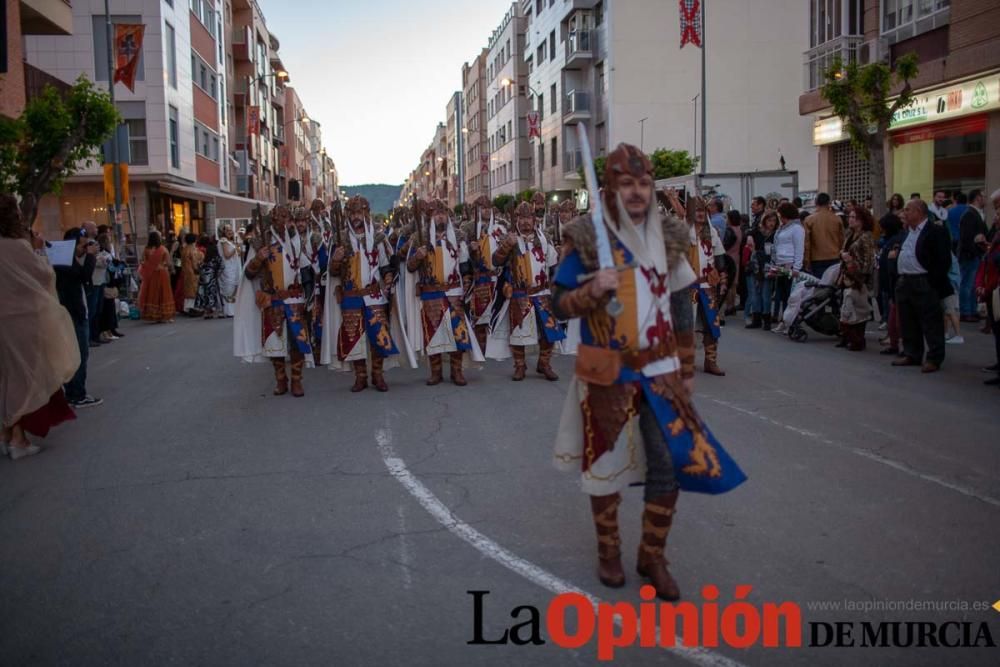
[480,153,489,174]
[527,111,541,140]
[679,0,702,48]
[113,24,145,92]
[103,164,130,204]
[248,106,261,136]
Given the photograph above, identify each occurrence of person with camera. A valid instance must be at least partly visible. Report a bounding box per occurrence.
[55,226,103,408]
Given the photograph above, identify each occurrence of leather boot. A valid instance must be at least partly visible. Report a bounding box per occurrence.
[636,490,681,601]
[848,323,867,351]
[745,314,762,329]
[536,343,559,381]
[762,314,772,331]
[271,358,289,396]
[703,334,725,376]
[590,494,625,588]
[511,345,527,381]
[290,359,305,398]
[351,359,368,392]
[426,354,443,386]
[449,351,467,386]
[835,322,849,348]
[371,355,388,392]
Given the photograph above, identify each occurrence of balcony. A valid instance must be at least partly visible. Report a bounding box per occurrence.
[20,0,73,36]
[562,90,591,124]
[233,26,252,63]
[563,149,584,177]
[803,35,865,93]
[565,30,594,69]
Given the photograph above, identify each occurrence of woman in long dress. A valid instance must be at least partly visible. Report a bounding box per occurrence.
[194,238,224,318]
[0,195,78,460]
[218,224,242,318]
[138,231,175,322]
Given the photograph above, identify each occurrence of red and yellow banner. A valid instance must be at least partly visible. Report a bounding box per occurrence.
[113,24,145,92]
[248,106,261,136]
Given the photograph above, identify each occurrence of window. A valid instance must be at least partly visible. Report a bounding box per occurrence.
[169,106,180,168]
[117,102,148,166]
[882,0,948,33]
[536,0,543,15]
[539,141,545,170]
[195,122,220,161]
[508,121,512,141]
[538,93,543,121]
[552,137,558,167]
[190,0,216,38]
[92,15,145,82]
[549,31,556,61]
[165,21,177,88]
[551,83,557,114]
[536,44,545,64]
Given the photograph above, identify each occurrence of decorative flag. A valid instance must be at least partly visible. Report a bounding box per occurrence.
[679,0,702,48]
[480,153,489,174]
[248,106,261,136]
[527,111,541,140]
[113,24,145,92]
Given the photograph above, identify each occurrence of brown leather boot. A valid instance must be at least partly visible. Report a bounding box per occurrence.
[371,355,388,392]
[449,351,467,386]
[536,343,559,381]
[351,359,368,392]
[590,494,625,588]
[703,335,725,376]
[426,354,443,386]
[290,359,305,398]
[511,345,527,381]
[271,358,289,396]
[636,490,681,601]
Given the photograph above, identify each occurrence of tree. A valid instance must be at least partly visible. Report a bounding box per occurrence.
[492,193,514,213]
[516,188,538,203]
[577,149,696,186]
[0,76,119,225]
[821,53,918,220]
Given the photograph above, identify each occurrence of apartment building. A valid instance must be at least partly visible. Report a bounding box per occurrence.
[462,49,489,201]
[445,91,464,208]
[800,0,1000,203]
[486,3,532,198]
[521,0,816,198]
[1,0,74,120]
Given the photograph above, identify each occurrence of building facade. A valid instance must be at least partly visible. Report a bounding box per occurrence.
[445,91,463,208]
[522,0,817,199]
[462,49,489,201]
[800,0,1000,205]
[486,3,532,198]
[1,0,74,120]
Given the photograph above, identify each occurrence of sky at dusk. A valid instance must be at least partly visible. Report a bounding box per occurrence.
[260,0,515,186]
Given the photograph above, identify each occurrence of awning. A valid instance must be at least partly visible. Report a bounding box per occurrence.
[155,181,272,218]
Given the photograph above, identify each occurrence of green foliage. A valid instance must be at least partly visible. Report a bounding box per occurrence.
[453,203,466,216]
[0,76,119,223]
[820,53,919,158]
[576,149,695,186]
[492,194,515,212]
[516,188,538,203]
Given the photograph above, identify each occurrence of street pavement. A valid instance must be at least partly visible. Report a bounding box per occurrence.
[1,315,997,666]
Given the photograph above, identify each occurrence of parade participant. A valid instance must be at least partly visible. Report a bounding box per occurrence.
[551,142,746,601]
[461,194,506,352]
[531,190,548,221]
[489,201,565,380]
[218,224,242,318]
[687,196,728,376]
[403,199,482,386]
[233,205,315,397]
[552,198,577,252]
[323,196,411,392]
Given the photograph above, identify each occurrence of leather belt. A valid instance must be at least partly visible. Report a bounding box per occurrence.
[420,282,461,294]
[342,286,377,298]
[621,339,676,371]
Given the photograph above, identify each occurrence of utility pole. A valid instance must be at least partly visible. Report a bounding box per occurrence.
[700,0,707,172]
[104,0,123,244]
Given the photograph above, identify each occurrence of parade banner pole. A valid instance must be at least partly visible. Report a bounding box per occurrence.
[700,0,707,173]
[104,0,123,246]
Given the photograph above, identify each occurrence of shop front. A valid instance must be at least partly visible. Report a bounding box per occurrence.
[813,71,1000,204]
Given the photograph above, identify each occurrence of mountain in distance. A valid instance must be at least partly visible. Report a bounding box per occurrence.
[340,184,402,214]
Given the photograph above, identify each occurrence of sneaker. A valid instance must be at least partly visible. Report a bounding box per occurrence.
[71,396,103,409]
[878,322,888,331]
[9,444,42,460]
[945,335,964,345]
[111,330,125,338]
[982,364,1000,373]
[771,323,787,334]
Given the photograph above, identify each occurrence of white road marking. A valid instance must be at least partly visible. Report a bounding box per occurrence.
[396,504,414,590]
[706,397,1000,509]
[375,427,747,667]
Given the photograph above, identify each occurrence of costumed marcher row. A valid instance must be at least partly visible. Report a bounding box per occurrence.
[686,196,728,376]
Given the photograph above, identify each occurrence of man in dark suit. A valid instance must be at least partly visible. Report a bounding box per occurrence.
[892,199,954,373]
[957,189,988,321]
[55,227,103,408]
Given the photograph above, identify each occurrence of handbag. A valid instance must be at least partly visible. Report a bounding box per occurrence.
[575,343,621,386]
[103,286,119,299]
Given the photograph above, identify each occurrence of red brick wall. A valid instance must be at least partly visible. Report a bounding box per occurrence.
[189,12,216,64]
[0,1,26,119]
[196,155,220,188]
[193,86,219,132]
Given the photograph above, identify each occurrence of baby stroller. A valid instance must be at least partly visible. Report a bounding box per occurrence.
[776,264,842,342]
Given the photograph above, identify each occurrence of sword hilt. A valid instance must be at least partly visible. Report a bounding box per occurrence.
[606,295,624,317]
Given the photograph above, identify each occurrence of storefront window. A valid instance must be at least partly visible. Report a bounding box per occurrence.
[891,115,986,200]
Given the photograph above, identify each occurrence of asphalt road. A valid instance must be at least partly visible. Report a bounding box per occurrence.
[1,316,997,666]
